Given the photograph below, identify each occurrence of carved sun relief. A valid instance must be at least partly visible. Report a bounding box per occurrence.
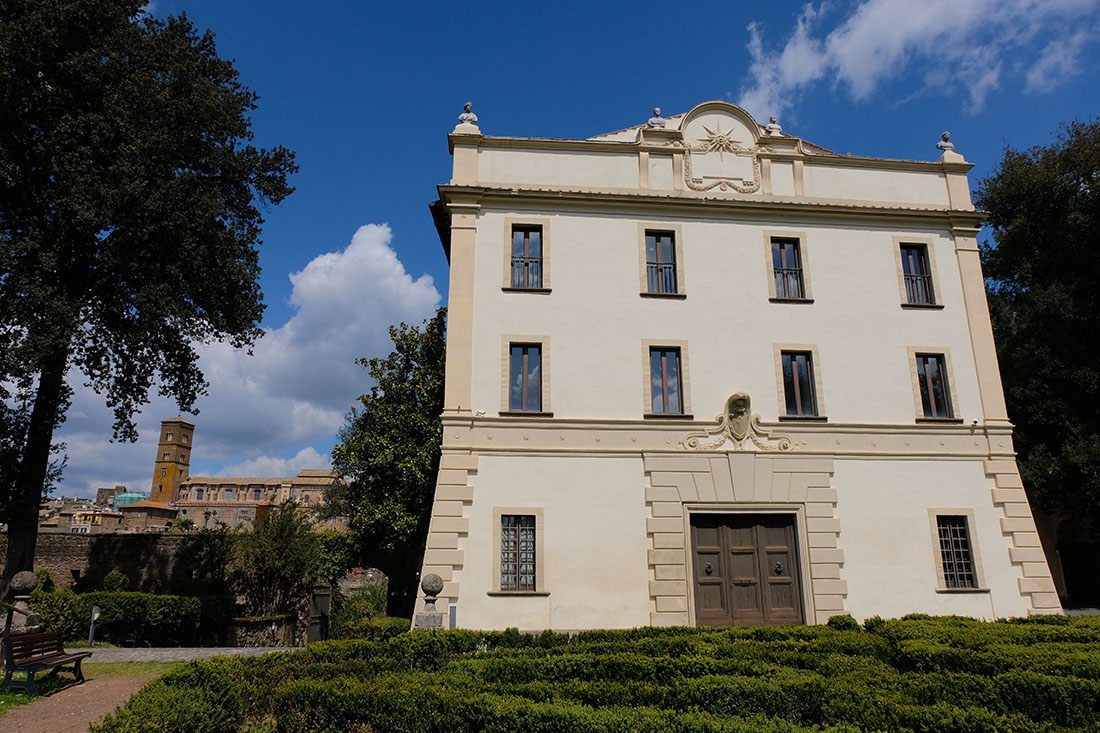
[683,118,762,193]
[697,123,743,158]
[682,393,792,451]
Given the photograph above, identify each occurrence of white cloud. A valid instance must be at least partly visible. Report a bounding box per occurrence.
[53,223,441,497]
[736,0,1100,120]
[212,447,329,480]
[1026,28,1095,92]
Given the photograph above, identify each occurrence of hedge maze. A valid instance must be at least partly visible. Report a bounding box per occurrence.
[94,614,1100,732]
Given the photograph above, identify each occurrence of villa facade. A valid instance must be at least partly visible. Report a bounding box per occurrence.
[416,101,1060,630]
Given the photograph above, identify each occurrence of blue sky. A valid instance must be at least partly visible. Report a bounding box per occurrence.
[57,0,1100,497]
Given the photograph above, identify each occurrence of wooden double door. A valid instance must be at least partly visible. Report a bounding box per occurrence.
[690,513,804,627]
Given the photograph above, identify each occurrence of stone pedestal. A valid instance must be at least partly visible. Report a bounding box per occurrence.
[413,573,446,630]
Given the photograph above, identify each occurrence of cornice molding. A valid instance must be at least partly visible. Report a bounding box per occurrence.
[437,184,986,227]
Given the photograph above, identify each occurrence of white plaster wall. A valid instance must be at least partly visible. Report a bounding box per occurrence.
[803,165,949,206]
[770,161,796,196]
[471,209,982,425]
[648,155,674,190]
[478,149,639,189]
[834,459,1029,619]
[457,455,651,631]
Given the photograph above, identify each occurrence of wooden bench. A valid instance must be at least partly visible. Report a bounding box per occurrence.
[1,631,92,696]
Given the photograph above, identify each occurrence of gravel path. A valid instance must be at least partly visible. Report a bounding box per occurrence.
[1,674,155,732]
[85,645,299,662]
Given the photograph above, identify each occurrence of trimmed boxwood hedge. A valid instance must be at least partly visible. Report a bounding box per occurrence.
[30,589,203,645]
[93,614,1100,732]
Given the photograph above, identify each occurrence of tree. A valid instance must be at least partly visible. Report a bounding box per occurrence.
[0,1,296,599]
[232,501,319,616]
[325,308,446,618]
[976,120,1100,541]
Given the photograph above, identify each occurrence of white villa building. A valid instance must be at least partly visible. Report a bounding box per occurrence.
[416,101,1060,630]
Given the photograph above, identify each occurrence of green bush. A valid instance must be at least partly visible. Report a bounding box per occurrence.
[330,585,390,639]
[31,589,202,644]
[94,616,1100,732]
[102,569,129,591]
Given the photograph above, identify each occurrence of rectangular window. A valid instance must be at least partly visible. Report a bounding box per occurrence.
[937,515,977,588]
[253,489,261,501]
[303,494,310,504]
[510,226,543,288]
[166,432,173,441]
[182,434,189,443]
[163,452,169,460]
[771,238,805,299]
[160,468,166,478]
[901,244,935,304]
[225,489,234,501]
[781,351,818,416]
[916,353,953,418]
[500,514,536,591]
[649,347,683,414]
[509,344,542,411]
[195,489,203,500]
[645,230,677,294]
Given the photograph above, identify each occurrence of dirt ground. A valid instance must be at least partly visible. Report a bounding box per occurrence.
[0,674,154,732]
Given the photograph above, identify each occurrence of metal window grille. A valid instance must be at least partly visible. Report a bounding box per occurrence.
[937,515,977,588]
[501,515,536,591]
[781,351,818,416]
[510,227,543,288]
[916,354,953,418]
[772,239,805,299]
[901,245,935,304]
[645,231,677,294]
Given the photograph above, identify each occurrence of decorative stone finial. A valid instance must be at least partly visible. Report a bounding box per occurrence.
[936,131,954,151]
[647,107,666,128]
[766,115,782,136]
[11,571,38,595]
[458,101,478,125]
[413,573,446,630]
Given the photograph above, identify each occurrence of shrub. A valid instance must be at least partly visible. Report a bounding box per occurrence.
[102,569,129,591]
[31,589,202,644]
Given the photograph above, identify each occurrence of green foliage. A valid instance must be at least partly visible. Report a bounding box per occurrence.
[232,501,319,616]
[33,567,54,592]
[102,569,129,592]
[30,589,201,644]
[95,616,1100,732]
[330,585,389,639]
[327,307,447,616]
[0,0,296,594]
[976,119,1100,537]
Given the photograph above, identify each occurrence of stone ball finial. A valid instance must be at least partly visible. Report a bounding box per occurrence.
[11,571,38,594]
[421,573,444,597]
[936,131,955,151]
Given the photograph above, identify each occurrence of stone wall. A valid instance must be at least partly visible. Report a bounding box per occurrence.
[229,615,299,647]
[25,533,189,591]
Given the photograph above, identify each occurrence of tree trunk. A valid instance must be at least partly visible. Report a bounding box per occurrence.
[1,350,69,601]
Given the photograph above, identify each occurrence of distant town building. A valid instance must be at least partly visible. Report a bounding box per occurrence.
[119,500,178,533]
[96,485,126,506]
[175,469,338,530]
[150,418,194,503]
[113,491,151,510]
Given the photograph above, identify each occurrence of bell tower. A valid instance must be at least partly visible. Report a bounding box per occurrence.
[150,418,194,503]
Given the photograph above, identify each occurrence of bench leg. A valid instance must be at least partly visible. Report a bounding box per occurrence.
[25,670,37,697]
[0,667,12,692]
[72,657,86,684]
